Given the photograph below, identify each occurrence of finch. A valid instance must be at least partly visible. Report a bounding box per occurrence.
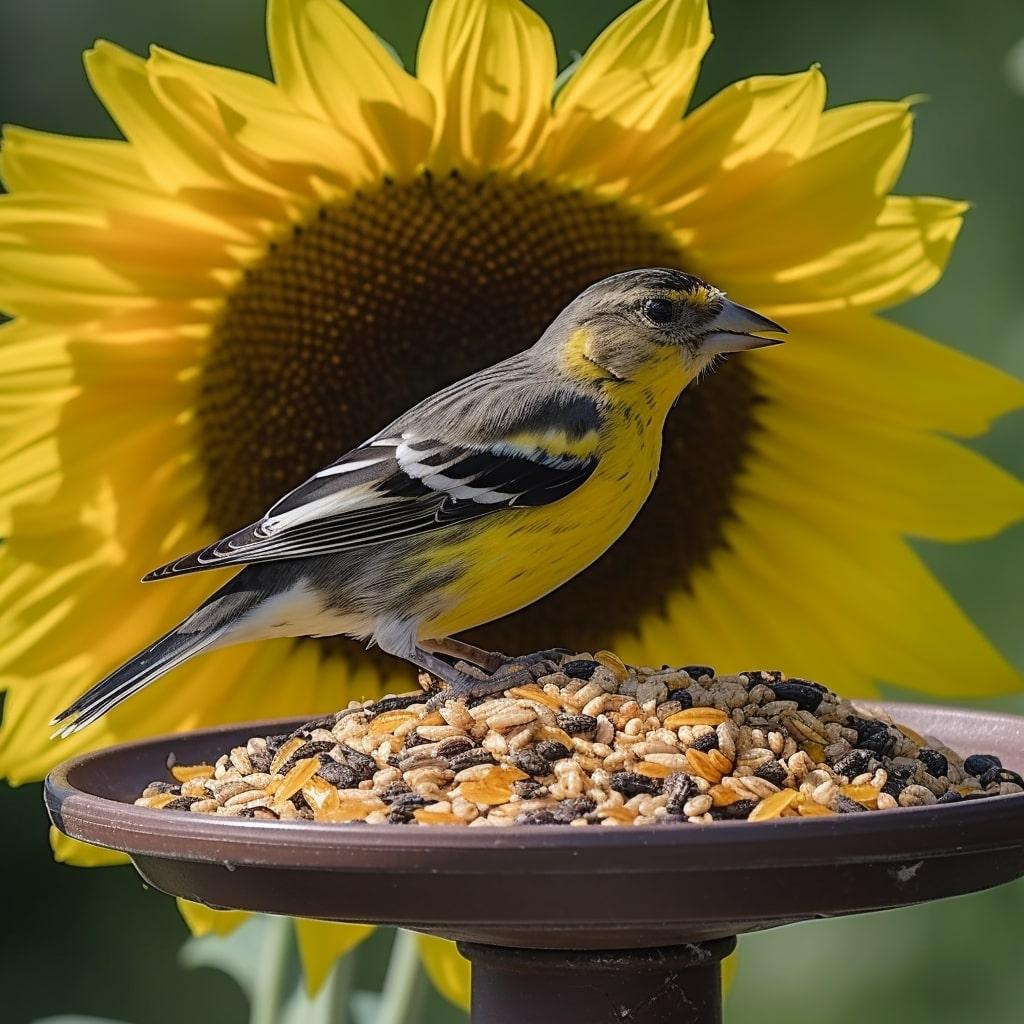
[52,268,784,736]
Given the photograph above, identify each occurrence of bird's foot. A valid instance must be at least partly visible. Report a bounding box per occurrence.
[423,661,535,709]
[420,637,573,676]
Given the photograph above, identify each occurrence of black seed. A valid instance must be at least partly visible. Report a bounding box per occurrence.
[889,764,917,781]
[556,713,599,736]
[981,767,1024,788]
[448,749,496,773]
[513,780,548,799]
[682,665,715,680]
[847,717,895,756]
[916,749,949,778]
[741,670,784,684]
[281,740,335,774]
[436,736,475,759]
[553,797,597,822]
[665,688,693,708]
[249,751,272,774]
[562,659,598,680]
[831,749,873,778]
[769,681,824,712]
[723,799,758,819]
[379,782,413,803]
[391,792,430,810]
[753,761,788,787]
[663,772,695,815]
[289,713,337,737]
[317,760,360,789]
[937,790,963,804]
[656,813,691,825]
[964,753,1002,777]
[404,731,431,749]
[610,772,662,797]
[515,808,561,825]
[512,749,552,778]
[386,754,403,768]
[836,795,867,813]
[337,744,378,781]
[881,777,907,798]
[690,732,719,753]
[164,796,196,811]
[240,806,279,819]
[265,733,290,752]
[368,693,424,716]
[535,741,572,762]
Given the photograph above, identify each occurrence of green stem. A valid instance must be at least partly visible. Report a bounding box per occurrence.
[249,915,293,1024]
[316,947,356,1024]
[375,929,426,1024]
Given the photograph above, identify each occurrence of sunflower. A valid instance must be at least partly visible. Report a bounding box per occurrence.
[1,0,1021,1000]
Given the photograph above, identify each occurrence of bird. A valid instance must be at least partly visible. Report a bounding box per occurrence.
[52,268,784,736]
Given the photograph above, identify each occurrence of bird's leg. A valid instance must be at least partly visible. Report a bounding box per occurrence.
[422,636,574,673]
[421,636,505,673]
[405,645,533,704]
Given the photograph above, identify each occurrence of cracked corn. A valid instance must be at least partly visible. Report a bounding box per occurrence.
[135,656,1022,826]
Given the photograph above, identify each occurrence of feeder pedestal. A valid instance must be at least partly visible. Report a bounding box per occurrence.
[45,702,1024,1024]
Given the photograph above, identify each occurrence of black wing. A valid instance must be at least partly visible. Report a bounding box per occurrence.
[143,435,599,580]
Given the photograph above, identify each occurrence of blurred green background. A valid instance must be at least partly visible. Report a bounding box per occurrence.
[1,1,1022,1021]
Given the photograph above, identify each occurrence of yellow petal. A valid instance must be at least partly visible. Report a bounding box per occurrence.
[417,934,471,1011]
[293,917,375,995]
[0,126,151,199]
[747,376,1024,541]
[177,898,250,938]
[555,0,712,131]
[745,195,966,314]
[418,0,554,172]
[756,310,1024,438]
[50,828,129,867]
[646,68,826,219]
[687,100,912,267]
[85,42,228,194]
[267,0,433,180]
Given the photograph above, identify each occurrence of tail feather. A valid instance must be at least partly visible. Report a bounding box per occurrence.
[50,626,223,737]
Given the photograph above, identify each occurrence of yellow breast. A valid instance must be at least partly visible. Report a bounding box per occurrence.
[419,349,688,640]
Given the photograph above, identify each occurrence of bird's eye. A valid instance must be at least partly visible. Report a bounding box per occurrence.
[641,297,675,325]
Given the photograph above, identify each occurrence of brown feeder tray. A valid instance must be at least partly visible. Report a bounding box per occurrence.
[46,701,1024,1023]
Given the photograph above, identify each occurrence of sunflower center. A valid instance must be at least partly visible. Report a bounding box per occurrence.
[198,172,757,658]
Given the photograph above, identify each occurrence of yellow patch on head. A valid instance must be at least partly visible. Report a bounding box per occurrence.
[667,285,717,310]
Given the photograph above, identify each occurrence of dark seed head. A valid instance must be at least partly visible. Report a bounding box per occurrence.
[556,713,599,736]
[663,772,695,815]
[741,670,784,685]
[769,681,824,712]
[448,748,497,773]
[725,799,759,819]
[512,748,552,778]
[836,795,867,813]
[535,740,572,762]
[916,748,949,778]
[561,659,599,680]
[963,753,1002,778]
[436,736,475,760]
[513,780,548,799]
[881,777,907,799]
[681,665,715,680]
[753,761,788,787]
[317,760,360,790]
[665,688,693,709]
[337,744,378,780]
[831,749,873,779]
[609,771,662,797]
[847,717,895,756]
[937,789,963,804]
[367,693,424,716]
[690,731,719,753]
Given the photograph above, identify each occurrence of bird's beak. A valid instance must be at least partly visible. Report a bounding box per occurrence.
[700,299,787,355]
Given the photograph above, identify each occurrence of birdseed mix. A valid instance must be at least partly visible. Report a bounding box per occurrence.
[135,653,1023,826]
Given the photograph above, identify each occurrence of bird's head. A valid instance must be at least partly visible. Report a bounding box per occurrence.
[548,268,785,385]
